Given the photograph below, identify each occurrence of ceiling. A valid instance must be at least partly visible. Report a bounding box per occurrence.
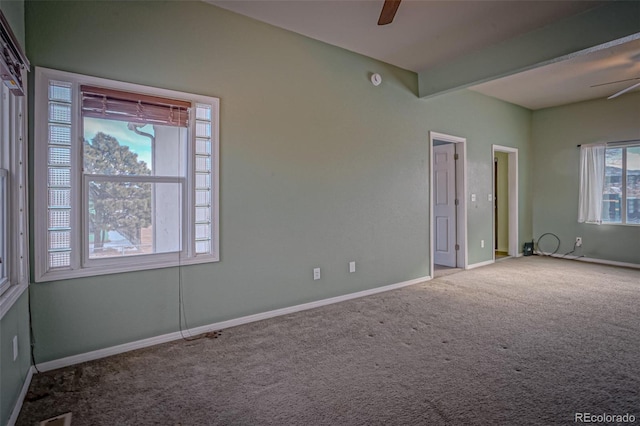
[208,0,639,110]
[471,37,640,110]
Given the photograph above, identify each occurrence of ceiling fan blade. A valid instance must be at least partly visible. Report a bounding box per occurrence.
[591,77,640,88]
[608,81,640,100]
[378,0,401,26]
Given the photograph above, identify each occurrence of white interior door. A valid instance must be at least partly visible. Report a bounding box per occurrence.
[433,143,456,267]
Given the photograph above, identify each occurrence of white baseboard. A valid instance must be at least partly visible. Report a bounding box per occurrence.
[8,366,35,426]
[466,259,495,270]
[36,275,431,372]
[546,254,640,269]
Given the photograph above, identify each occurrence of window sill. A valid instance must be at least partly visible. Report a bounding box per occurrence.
[35,254,219,283]
[0,283,28,320]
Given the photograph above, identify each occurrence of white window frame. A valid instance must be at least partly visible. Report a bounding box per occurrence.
[0,168,8,295]
[0,81,29,315]
[34,67,220,282]
[602,144,640,226]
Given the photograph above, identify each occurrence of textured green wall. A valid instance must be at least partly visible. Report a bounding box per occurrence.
[532,92,640,264]
[0,0,24,47]
[26,0,532,362]
[0,292,31,425]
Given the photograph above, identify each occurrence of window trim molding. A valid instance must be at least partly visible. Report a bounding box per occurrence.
[34,67,220,282]
[0,168,9,295]
[0,69,30,316]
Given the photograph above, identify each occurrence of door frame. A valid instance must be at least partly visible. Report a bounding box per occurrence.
[429,131,467,275]
[491,145,518,258]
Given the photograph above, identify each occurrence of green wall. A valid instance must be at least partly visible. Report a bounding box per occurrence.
[0,0,24,47]
[0,293,31,425]
[532,92,640,264]
[0,1,31,424]
[26,1,532,363]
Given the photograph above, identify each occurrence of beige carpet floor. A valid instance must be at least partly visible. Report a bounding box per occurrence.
[18,257,640,425]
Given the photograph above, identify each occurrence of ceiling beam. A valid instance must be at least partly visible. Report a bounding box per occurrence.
[418,2,640,99]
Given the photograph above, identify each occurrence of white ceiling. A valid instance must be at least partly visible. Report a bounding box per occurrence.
[471,37,640,110]
[208,0,640,109]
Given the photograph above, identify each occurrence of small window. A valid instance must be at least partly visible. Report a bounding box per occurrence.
[602,145,640,225]
[35,68,219,281]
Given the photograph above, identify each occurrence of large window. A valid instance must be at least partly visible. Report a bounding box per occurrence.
[34,68,219,282]
[602,145,640,225]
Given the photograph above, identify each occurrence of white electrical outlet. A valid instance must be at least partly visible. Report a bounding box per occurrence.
[313,268,321,280]
[471,194,476,202]
[349,261,356,273]
[481,240,485,248]
[13,336,18,361]
[488,193,493,201]
[576,237,582,247]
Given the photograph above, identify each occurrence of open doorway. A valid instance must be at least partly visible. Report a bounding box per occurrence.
[494,153,509,259]
[492,145,519,259]
[430,132,467,277]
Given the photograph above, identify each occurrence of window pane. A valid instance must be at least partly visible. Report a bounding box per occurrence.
[195,206,210,222]
[83,117,153,176]
[49,209,71,229]
[48,189,71,208]
[195,138,210,155]
[195,155,211,172]
[195,240,211,254]
[627,146,640,224]
[49,102,71,123]
[49,81,72,102]
[49,124,71,145]
[602,148,622,223]
[195,121,211,138]
[48,167,71,187]
[195,223,210,239]
[49,251,71,268]
[83,117,187,177]
[196,172,210,189]
[195,104,211,121]
[87,180,182,258]
[195,190,210,206]
[49,147,71,166]
[49,230,71,250]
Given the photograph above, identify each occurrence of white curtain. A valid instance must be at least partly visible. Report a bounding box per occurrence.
[578,143,606,223]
